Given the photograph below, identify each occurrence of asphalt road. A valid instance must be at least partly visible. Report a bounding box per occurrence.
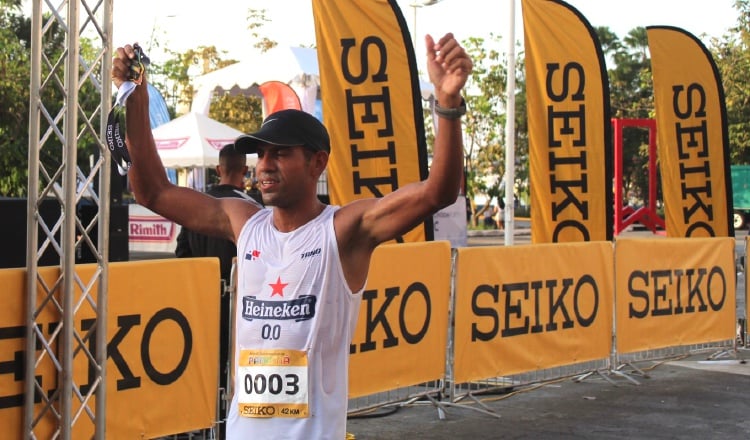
[346,349,750,440]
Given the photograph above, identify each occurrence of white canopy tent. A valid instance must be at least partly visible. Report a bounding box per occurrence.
[191,46,320,116]
[190,45,437,117]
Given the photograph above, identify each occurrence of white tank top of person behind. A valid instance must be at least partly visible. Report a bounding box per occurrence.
[229,205,363,439]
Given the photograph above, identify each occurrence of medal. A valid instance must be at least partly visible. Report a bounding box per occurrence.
[128,43,150,85]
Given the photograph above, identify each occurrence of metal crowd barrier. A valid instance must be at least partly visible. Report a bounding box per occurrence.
[160,238,745,438]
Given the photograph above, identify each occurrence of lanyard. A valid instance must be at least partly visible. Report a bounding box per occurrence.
[105,44,150,176]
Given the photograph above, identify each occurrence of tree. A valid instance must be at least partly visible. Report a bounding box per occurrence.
[151,6,281,130]
[0,5,103,197]
[0,8,30,196]
[511,52,529,213]
[712,0,750,163]
[461,35,507,226]
[247,8,278,52]
[140,6,278,190]
[458,34,528,227]
[150,45,238,114]
[596,26,656,207]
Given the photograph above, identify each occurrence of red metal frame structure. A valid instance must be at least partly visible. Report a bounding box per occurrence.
[613,118,665,235]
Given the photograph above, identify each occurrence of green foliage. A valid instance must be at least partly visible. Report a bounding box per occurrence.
[0,10,30,196]
[458,34,528,226]
[150,45,238,113]
[147,7,278,136]
[247,8,278,52]
[461,34,526,226]
[712,0,750,163]
[150,45,263,136]
[604,26,653,119]
[0,6,108,197]
[209,93,263,134]
[596,25,656,206]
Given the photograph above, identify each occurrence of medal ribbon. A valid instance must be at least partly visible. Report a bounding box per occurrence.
[106,43,150,175]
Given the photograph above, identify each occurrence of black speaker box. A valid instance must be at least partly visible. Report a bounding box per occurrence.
[0,198,129,268]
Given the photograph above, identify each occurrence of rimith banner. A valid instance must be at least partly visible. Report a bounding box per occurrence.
[647,26,734,237]
[312,0,431,243]
[349,242,450,398]
[522,0,613,243]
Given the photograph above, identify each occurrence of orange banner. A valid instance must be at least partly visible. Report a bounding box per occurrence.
[453,242,613,383]
[522,0,613,243]
[647,26,733,237]
[259,80,302,117]
[0,259,220,439]
[312,0,430,243]
[349,242,451,397]
[615,237,735,354]
[0,267,60,440]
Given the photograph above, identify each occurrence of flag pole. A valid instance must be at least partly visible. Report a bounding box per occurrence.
[504,0,517,245]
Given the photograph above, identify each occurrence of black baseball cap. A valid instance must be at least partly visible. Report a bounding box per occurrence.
[234,109,330,154]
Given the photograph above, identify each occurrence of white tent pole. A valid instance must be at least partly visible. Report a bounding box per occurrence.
[504,0,517,246]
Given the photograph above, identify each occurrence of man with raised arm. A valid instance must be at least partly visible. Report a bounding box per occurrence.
[112,32,472,439]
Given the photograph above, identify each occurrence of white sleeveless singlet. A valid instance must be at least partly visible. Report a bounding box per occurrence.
[226,205,363,439]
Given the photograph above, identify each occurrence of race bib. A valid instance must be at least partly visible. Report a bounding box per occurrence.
[237,348,309,418]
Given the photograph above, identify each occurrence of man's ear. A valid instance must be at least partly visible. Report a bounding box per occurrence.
[315,151,328,172]
[309,151,328,179]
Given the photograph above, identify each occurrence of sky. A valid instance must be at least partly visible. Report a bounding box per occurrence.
[101,0,739,67]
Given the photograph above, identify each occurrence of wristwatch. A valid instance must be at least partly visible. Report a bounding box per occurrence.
[434,98,466,120]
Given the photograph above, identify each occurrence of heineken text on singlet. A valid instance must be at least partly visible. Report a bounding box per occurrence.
[242,295,317,321]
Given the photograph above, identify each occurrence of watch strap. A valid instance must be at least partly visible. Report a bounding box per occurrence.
[434,98,466,120]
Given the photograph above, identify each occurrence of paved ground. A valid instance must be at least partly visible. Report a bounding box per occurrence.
[347,350,750,439]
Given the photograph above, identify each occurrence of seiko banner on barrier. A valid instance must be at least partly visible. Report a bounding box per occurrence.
[615,237,735,354]
[349,242,451,398]
[522,0,613,243]
[312,0,430,243]
[0,259,220,439]
[1,267,60,440]
[453,242,613,383]
[647,26,733,237]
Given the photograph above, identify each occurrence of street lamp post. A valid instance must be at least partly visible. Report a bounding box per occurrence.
[504,0,517,245]
[409,0,443,48]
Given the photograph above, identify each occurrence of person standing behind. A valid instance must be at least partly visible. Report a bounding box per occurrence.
[174,143,261,436]
[175,143,261,280]
[494,198,505,230]
[112,32,472,439]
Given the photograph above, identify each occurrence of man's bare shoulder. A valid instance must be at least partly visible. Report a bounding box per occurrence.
[221,196,263,211]
[220,197,263,238]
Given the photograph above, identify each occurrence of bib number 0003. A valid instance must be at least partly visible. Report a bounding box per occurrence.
[237,349,309,418]
[244,372,300,396]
